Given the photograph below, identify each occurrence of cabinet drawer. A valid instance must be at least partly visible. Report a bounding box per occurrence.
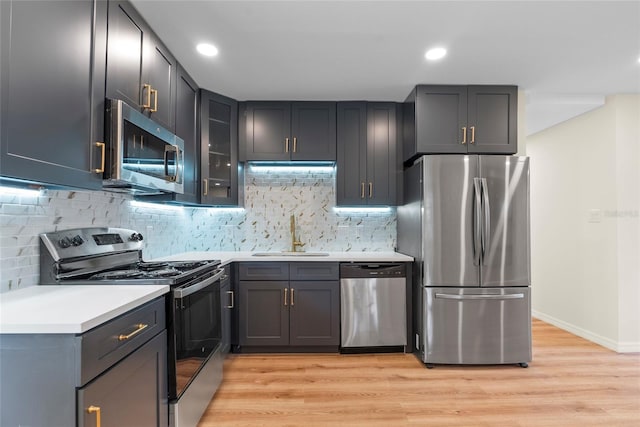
[80,297,166,386]
[239,262,289,281]
[290,262,339,281]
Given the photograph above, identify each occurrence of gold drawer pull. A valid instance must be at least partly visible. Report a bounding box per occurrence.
[93,142,105,173]
[87,405,101,427]
[461,126,467,144]
[118,323,148,341]
[151,88,158,112]
[142,84,152,109]
[290,288,294,306]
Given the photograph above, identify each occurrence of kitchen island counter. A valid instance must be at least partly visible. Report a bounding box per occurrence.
[0,285,169,334]
[154,251,413,265]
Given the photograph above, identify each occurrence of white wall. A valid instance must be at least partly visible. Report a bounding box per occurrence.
[527,94,640,352]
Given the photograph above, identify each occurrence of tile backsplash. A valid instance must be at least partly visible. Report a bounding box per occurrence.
[0,167,396,292]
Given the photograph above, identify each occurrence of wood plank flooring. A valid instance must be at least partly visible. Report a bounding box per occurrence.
[199,319,640,426]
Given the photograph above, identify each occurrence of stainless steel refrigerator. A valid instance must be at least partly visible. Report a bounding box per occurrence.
[398,155,531,367]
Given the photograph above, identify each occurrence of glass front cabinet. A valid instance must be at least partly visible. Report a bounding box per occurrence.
[200,90,243,206]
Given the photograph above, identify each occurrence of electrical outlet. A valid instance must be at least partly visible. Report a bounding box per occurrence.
[588,209,603,223]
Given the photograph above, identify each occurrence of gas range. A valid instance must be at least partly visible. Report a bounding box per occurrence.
[39,227,220,287]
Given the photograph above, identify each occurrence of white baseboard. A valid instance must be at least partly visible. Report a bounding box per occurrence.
[532,310,640,353]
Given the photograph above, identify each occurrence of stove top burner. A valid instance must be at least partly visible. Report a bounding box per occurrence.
[137,261,169,271]
[85,259,221,283]
[89,269,146,280]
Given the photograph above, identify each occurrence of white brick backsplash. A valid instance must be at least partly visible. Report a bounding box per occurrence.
[0,168,395,292]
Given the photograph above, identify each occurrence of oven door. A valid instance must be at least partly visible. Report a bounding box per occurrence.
[171,269,224,399]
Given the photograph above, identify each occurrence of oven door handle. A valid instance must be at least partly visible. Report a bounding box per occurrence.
[173,269,225,299]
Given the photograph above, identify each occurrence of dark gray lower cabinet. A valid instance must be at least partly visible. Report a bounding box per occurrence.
[221,265,233,354]
[238,262,340,350]
[0,297,168,427]
[78,331,168,427]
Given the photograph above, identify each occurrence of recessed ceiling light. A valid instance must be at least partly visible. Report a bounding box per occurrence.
[425,47,447,61]
[196,43,218,57]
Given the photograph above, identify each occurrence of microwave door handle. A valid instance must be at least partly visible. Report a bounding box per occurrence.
[164,145,180,181]
[173,269,224,299]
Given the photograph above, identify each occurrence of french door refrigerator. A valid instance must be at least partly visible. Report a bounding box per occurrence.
[398,155,531,367]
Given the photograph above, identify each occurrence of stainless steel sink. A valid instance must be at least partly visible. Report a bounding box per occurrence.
[252,251,330,257]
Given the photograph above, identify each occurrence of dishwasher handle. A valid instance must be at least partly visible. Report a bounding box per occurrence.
[340,263,406,278]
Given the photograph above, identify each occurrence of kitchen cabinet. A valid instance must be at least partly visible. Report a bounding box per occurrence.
[403,85,517,163]
[0,0,107,190]
[201,90,243,205]
[106,0,176,132]
[237,262,340,350]
[336,102,400,206]
[242,102,336,161]
[221,265,233,355]
[0,297,168,427]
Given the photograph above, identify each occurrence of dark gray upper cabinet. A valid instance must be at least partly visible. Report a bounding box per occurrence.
[200,90,243,206]
[337,102,399,206]
[242,101,336,161]
[174,64,200,204]
[0,0,106,190]
[403,85,517,163]
[106,0,176,132]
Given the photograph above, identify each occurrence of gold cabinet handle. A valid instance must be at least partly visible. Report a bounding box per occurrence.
[369,182,373,199]
[284,288,288,306]
[118,323,148,341]
[225,290,234,309]
[470,126,475,144]
[150,88,158,112]
[142,84,152,109]
[285,137,289,153]
[203,179,208,196]
[293,137,297,153]
[290,288,295,306]
[93,142,105,174]
[461,126,467,144]
[87,405,101,427]
[361,182,365,199]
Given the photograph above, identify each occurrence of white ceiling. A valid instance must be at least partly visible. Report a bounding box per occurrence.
[130,0,640,134]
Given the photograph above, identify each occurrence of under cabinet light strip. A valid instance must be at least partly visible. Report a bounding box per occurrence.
[249,165,335,173]
[333,207,393,213]
[130,200,184,211]
[0,186,42,197]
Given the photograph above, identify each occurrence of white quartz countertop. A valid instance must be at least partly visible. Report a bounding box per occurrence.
[153,251,413,265]
[0,285,169,334]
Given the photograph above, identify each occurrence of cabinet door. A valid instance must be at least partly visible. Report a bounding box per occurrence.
[244,102,291,161]
[415,85,467,154]
[238,281,289,346]
[105,1,144,111]
[291,102,336,161]
[143,32,176,131]
[77,330,168,427]
[467,86,518,154]
[0,0,105,190]
[336,102,367,205]
[174,64,199,204]
[366,103,397,205]
[201,90,240,205]
[289,281,340,346]
[221,268,232,355]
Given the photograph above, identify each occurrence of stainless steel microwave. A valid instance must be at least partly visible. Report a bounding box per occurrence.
[103,99,184,194]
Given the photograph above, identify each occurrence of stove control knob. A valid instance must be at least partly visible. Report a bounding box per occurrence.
[129,233,144,242]
[58,237,72,249]
[71,235,84,246]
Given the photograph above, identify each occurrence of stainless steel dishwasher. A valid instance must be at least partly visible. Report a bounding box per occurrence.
[340,263,407,349]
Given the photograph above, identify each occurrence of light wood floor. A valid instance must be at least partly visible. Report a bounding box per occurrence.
[199,319,640,426]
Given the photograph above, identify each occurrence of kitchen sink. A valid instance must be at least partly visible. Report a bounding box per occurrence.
[252,251,330,257]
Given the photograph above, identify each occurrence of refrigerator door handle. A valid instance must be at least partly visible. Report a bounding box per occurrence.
[435,293,525,300]
[473,178,483,266]
[481,178,491,265]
